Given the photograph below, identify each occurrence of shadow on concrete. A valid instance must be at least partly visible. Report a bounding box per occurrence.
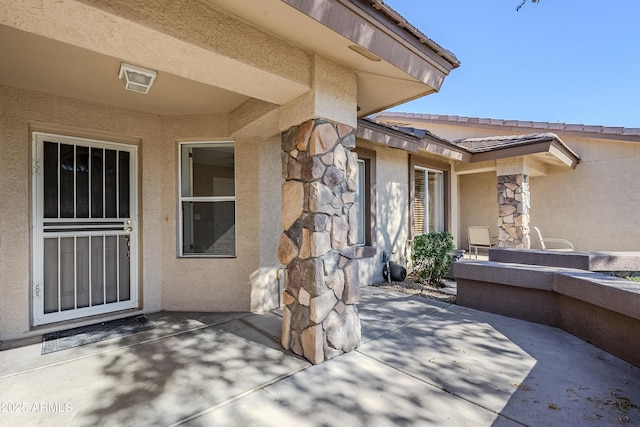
[1,288,638,426]
[74,312,309,426]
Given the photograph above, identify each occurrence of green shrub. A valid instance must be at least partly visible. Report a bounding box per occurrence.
[627,275,640,283]
[412,231,454,286]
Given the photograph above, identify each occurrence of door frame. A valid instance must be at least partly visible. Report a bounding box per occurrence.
[31,132,139,326]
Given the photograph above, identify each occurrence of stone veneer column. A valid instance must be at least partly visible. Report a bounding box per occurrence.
[278,119,361,365]
[497,174,531,249]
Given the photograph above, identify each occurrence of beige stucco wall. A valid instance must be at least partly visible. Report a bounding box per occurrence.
[458,172,499,251]
[530,140,640,251]
[160,114,255,312]
[0,84,164,340]
[355,140,410,284]
[250,135,284,312]
[0,84,287,341]
[427,122,640,252]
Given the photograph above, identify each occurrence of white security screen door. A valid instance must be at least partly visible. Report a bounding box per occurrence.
[32,133,138,326]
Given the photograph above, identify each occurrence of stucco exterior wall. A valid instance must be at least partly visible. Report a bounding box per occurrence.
[250,135,284,312]
[355,140,410,285]
[0,84,164,340]
[458,172,499,252]
[158,119,263,312]
[426,122,640,251]
[531,156,640,251]
[0,84,285,340]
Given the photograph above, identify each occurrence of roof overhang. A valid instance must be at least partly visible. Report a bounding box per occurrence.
[456,133,580,169]
[361,117,579,171]
[374,112,640,144]
[356,118,471,161]
[1,0,459,129]
[212,0,460,117]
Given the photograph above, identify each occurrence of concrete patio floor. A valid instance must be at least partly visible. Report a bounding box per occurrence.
[1,286,638,426]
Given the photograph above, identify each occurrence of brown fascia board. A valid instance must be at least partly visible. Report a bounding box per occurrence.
[547,141,580,169]
[470,139,580,169]
[359,0,460,69]
[419,138,472,162]
[285,0,460,76]
[356,119,471,161]
[356,119,421,152]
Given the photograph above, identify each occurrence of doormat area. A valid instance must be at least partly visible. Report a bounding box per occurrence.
[42,315,155,354]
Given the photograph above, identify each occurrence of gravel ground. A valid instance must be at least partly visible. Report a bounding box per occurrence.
[373,276,456,304]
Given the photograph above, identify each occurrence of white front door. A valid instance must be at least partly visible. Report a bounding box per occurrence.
[32,133,138,326]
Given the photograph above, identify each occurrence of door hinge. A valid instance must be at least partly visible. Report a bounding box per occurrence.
[33,159,42,175]
[34,283,42,298]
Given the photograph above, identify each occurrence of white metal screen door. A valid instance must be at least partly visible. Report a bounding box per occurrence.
[32,133,138,326]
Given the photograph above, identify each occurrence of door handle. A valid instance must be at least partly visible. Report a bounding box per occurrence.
[125,227,133,233]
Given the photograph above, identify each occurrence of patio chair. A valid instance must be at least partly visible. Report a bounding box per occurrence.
[467,226,496,259]
[532,226,575,251]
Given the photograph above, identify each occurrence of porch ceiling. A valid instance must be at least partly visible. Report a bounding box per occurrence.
[210,0,459,117]
[0,25,249,116]
[0,0,458,119]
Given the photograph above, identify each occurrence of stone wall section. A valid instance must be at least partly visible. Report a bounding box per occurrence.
[278,119,361,364]
[497,174,531,249]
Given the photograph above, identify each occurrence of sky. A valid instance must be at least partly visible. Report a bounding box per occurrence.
[383,0,640,128]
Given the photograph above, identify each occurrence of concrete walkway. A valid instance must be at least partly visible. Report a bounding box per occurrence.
[1,286,638,426]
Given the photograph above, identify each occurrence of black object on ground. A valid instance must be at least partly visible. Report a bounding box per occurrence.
[383,260,407,282]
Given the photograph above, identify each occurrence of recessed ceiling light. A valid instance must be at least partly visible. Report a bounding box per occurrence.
[118,63,157,94]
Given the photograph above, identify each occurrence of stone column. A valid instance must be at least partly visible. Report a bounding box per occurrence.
[497,174,531,249]
[278,119,361,365]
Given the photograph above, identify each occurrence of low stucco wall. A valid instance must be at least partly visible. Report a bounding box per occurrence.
[489,247,640,271]
[0,85,282,341]
[455,259,640,367]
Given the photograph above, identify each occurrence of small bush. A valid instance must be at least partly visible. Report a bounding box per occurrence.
[627,275,640,283]
[412,232,455,286]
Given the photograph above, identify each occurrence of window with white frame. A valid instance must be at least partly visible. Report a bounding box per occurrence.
[414,167,444,234]
[179,142,236,257]
[355,159,367,245]
[352,147,376,249]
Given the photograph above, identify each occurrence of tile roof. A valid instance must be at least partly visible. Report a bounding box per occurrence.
[359,117,460,147]
[364,1,460,68]
[357,118,472,161]
[363,118,580,167]
[454,133,579,159]
[360,118,581,168]
[374,112,640,139]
